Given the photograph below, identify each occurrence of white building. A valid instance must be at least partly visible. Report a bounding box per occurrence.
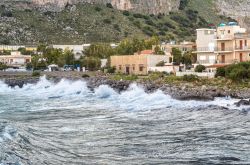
[52,45,85,59]
[0,51,31,67]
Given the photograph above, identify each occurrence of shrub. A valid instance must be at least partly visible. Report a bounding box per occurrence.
[123,10,130,16]
[0,63,7,70]
[215,67,226,77]
[106,3,113,8]
[95,6,102,12]
[107,66,116,73]
[156,61,165,67]
[214,62,250,81]
[195,65,206,72]
[113,24,121,31]
[1,10,12,17]
[82,74,90,78]
[182,74,198,82]
[133,13,144,18]
[103,19,111,24]
[32,71,40,77]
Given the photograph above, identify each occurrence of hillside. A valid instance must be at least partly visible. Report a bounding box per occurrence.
[0,0,247,45]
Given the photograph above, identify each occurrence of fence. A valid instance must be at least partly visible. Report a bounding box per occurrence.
[176,71,215,78]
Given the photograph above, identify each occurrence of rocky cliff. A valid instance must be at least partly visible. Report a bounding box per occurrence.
[215,0,250,29]
[21,0,180,14]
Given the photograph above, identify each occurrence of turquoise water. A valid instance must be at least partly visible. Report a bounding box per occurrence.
[0,77,250,164]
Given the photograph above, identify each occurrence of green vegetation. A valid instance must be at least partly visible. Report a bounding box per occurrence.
[156,61,165,67]
[195,64,206,72]
[0,1,236,44]
[0,62,8,70]
[112,74,138,81]
[32,71,40,77]
[82,74,90,78]
[216,62,250,81]
[172,48,182,65]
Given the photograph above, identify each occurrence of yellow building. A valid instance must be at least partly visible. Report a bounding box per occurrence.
[111,53,167,75]
[196,23,250,65]
[216,24,250,63]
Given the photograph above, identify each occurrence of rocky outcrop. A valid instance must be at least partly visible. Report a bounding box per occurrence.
[215,0,250,30]
[12,0,180,14]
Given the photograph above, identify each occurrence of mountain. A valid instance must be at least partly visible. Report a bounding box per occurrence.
[0,0,249,45]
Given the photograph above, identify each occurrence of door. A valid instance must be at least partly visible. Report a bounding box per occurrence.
[240,40,243,49]
[221,55,225,63]
[240,53,243,62]
[221,43,225,51]
[126,66,130,74]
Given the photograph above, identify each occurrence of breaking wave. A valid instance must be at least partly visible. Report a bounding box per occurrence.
[0,76,243,112]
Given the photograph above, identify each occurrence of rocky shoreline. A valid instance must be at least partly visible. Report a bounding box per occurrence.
[1,71,250,106]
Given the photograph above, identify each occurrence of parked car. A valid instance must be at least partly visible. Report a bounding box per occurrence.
[63,65,75,71]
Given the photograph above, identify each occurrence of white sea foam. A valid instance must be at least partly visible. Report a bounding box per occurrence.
[0,76,243,112]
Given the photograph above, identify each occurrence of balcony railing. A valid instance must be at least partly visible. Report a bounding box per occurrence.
[235,46,250,50]
[216,35,234,40]
[195,47,234,52]
[195,47,250,52]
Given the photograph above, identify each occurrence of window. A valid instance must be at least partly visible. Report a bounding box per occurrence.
[132,64,135,71]
[205,30,214,35]
[200,56,206,60]
[119,65,122,70]
[228,30,230,34]
[139,65,144,72]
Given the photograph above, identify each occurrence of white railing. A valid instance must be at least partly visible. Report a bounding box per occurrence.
[176,72,215,78]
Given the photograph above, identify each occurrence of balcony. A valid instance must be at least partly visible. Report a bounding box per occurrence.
[195,47,215,53]
[235,46,250,51]
[216,35,234,41]
[214,47,234,53]
[195,47,233,53]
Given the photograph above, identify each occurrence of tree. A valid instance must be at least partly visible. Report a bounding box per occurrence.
[172,48,182,65]
[195,65,206,72]
[82,57,101,71]
[0,63,7,70]
[106,3,113,8]
[84,44,115,58]
[154,46,165,55]
[43,48,62,64]
[156,61,165,66]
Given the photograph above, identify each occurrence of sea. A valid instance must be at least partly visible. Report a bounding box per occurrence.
[0,76,249,165]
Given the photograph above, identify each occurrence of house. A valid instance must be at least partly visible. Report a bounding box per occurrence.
[0,51,31,67]
[111,52,167,75]
[153,41,196,63]
[0,45,25,51]
[52,45,85,59]
[195,22,250,66]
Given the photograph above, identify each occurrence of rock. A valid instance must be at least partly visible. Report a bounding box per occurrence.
[234,99,250,107]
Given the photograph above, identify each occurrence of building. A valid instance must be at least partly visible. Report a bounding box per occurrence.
[52,45,85,59]
[153,41,196,63]
[111,52,167,75]
[0,51,31,67]
[196,22,250,66]
[0,45,25,51]
[215,23,250,63]
[196,28,216,65]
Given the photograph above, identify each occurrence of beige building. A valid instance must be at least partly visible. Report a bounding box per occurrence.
[0,51,31,67]
[196,23,250,65]
[111,53,167,75]
[153,41,196,63]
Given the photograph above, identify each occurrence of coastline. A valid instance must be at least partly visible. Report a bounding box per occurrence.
[1,71,250,102]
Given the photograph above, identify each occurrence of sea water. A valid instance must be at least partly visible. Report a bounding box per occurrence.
[0,76,249,164]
